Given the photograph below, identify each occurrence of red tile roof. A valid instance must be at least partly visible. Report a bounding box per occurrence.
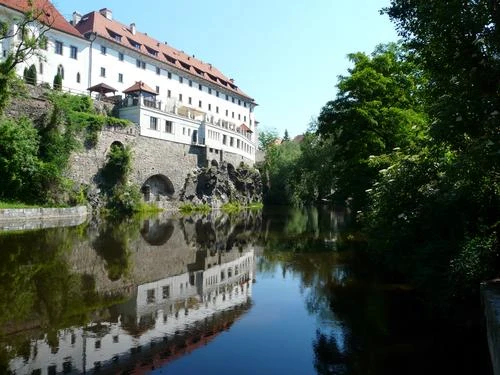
[0,0,83,38]
[74,10,255,102]
[123,80,156,95]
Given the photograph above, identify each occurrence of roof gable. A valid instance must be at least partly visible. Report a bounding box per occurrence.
[0,0,83,38]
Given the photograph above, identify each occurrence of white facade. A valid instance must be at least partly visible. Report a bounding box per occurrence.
[90,31,258,163]
[0,3,258,164]
[0,5,90,93]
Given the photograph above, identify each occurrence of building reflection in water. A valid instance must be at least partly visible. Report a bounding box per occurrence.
[7,212,258,374]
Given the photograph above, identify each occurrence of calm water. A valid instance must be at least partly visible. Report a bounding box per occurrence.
[0,207,492,374]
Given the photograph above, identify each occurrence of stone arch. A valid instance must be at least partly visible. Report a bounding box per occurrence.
[141,174,175,201]
[110,140,124,150]
[211,159,219,168]
[227,163,235,174]
[140,219,174,246]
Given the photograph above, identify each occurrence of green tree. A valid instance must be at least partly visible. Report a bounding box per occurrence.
[258,128,278,150]
[283,129,290,142]
[0,117,40,201]
[53,73,62,90]
[0,1,54,111]
[316,43,426,208]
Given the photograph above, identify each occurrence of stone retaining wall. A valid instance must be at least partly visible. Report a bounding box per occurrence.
[0,206,88,231]
[482,281,500,375]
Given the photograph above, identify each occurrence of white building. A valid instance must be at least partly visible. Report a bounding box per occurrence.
[0,1,258,164]
[72,7,258,164]
[0,0,90,93]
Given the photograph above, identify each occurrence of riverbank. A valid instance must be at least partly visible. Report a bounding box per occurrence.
[0,206,87,231]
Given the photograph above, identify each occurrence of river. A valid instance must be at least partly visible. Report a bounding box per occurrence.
[0,206,492,374]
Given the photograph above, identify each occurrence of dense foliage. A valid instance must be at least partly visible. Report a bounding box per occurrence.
[0,91,131,205]
[259,1,500,312]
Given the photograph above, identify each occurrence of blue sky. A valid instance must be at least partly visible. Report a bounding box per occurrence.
[54,0,398,138]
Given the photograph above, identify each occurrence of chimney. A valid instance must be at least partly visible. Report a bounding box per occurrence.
[130,23,136,35]
[72,11,81,25]
[99,8,112,20]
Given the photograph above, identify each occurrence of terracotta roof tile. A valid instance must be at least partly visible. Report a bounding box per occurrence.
[0,0,83,38]
[75,10,254,102]
[123,80,157,95]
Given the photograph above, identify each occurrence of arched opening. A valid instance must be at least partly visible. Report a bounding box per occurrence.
[110,141,124,150]
[76,72,81,83]
[211,159,219,168]
[141,174,175,202]
[140,219,174,246]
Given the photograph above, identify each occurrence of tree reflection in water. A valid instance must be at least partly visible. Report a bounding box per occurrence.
[259,205,491,375]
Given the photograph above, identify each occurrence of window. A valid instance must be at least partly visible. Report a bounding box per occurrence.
[165,120,173,133]
[188,128,191,136]
[156,85,160,94]
[225,94,229,100]
[163,285,170,298]
[179,93,183,102]
[244,115,246,121]
[189,80,192,87]
[230,137,234,147]
[198,84,202,91]
[208,103,211,111]
[119,52,124,61]
[198,100,202,108]
[225,109,228,116]
[179,76,183,83]
[70,45,77,59]
[232,111,234,118]
[150,117,158,130]
[57,64,64,79]
[238,114,241,120]
[188,97,192,105]
[101,45,107,55]
[167,72,172,79]
[100,67,106,77]
[209,88,212,94]
[183,127,186,135]
[147,289,155,303]
[167,89,171,98]
[76,72,80,83]
[238,99,241,105]
[136,59,141,68]
[156,66,160,75]
[244,102,247,108]
[141,61,146,69]
[118,73,123,82]
[223,134,227,145]
[232,97,235,103]
[39,62,43,74]
[216,91,219,97]
[55,40,63,55]
[216,106,219,113]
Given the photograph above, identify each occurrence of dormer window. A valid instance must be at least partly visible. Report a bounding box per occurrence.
[127,37,141,50]
[146,46,158,56]
[107,29,122,42]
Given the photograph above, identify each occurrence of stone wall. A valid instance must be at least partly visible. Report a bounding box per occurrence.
[0,206,88,230]
[482,281,500,375]
[67,127,206,202]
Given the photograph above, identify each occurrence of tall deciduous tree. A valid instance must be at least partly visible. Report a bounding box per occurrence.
[316,43,426,207]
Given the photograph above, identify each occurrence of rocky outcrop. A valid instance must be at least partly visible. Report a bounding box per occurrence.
[180,161,262,207]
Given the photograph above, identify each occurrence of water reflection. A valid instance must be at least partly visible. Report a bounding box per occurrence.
[1,211,259,374]
[0,207,490,374]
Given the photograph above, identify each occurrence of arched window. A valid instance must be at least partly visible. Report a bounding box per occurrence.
[76,72,80,83]
[57,64,64,79]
